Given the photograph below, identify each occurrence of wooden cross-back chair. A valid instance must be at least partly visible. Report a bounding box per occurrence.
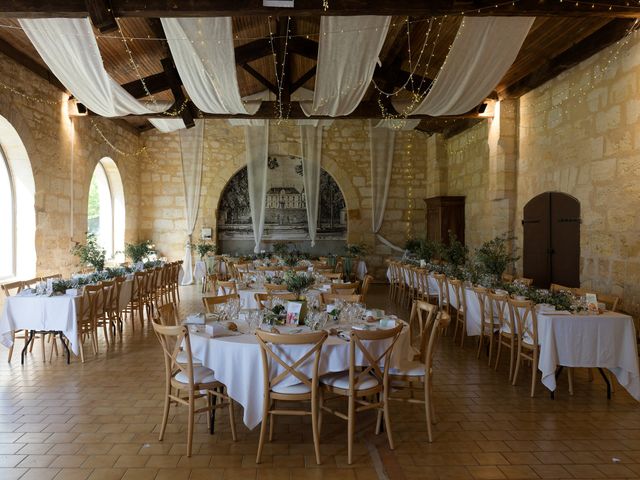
[152,320,236,457]
[40,273,62,282]
[125,271,147,331]
[264,283,285,293]
[1,280,26,362]
[202,293,240,314]
[319,324,403,465]
[360,274,374,300]
[432,273,450,314]
[217,280,238,295]
[490,292,517,381]
[97,280,115,348]
[254,292,296,310]
[255,330,328,464]
[448,279,467,348]
[108,276,126,337]
[156,302,179,326]
[323,272,342,280]
[330,282,359,295]
[515,277,533,287]
[550,283,574,293]
[472,286,495,365]
[320,293,363,306]
[78,285,102,363]
[389,301,449,442]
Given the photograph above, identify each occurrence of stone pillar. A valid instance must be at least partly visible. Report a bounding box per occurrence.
[488,99,519,239]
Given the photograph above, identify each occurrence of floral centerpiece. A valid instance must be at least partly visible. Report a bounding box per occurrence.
[196,242,216,260]
[263,304,286,325]
[125,240,154,264]
[475,234,519,279]
[72,233,106,272]
[284,271,315,299]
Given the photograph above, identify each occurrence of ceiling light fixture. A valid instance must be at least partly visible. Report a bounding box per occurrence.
[263,1,295,7]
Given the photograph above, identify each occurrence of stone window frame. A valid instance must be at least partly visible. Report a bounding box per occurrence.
[0,145,15,280]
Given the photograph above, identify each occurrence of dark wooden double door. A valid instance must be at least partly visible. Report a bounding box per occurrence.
[522,192,580,288]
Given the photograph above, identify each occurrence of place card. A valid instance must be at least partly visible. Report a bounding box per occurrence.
[585,293,598,313]
[286,301,303,325]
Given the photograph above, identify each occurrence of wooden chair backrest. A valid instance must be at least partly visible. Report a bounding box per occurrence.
[22,277,40,288]
[100,280,115,314]
[448,278,467,312]
[152,320,195,387]
[423,312,451,369]
[254,293,271,310]
[1,280,24,298]
[432,273,449,310]
[112,276,125,310]
[597,293,619,312]
[516,277,533,287]
[217,281,238,295]
[264,283,285,292]
[202,293,240,313]
[472,286,489,326]
[320,293,363,305]
[550,283,573,293]
[78,285,102,330]
[349,324,403,393]
[323,272,342,280]
[157,302,178,326]
[410,300,438,359]
[331,282,360,294]
[40,273,62,281]
[488,292,513,335]
[508,298,538,347]
[255,330,328,393]
[501,273,514,283]
[361,274,374,298]
[133,271,146,300]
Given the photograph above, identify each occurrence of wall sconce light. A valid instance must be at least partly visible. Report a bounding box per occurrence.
[68,98,88,117]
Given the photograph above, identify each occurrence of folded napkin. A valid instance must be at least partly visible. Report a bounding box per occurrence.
[205,323,240,338]
[184,313,205,325]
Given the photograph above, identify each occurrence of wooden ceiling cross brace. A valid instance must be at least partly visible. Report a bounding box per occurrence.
[85,0,117,33]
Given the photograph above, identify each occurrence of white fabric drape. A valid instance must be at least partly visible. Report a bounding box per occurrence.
[150,118,187,133]
[300,126,323,247]
[179,121,205,285]
[245,125,270,253]
[370,120,396,233]
[20,18,167,118]
[161,18,260,115]
[302,16,390,117]
[408,17,534,116]
[374,119,420,130]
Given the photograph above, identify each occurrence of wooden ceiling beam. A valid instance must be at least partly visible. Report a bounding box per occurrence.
[85,0,118,33]
[235,38,272,66]
[501,18,637,98]
[88,100,486,120]
[160,57,195,128]
[4,0,640,18]
[241,64,278,95]
[291,65,316,93]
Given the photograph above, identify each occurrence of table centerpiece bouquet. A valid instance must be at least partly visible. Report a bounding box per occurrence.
[283,270,315,324]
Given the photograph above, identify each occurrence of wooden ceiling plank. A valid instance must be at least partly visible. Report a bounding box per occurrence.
[501,18,637,98]
[4,1,640,18]
[85,0,118,33]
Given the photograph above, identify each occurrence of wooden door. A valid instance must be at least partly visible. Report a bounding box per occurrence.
[522,192,580,288]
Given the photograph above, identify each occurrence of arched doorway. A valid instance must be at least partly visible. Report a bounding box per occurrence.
[0,114,36,280]
[217,154,347,254]
[522,192,580,288]
[88,157,125,261]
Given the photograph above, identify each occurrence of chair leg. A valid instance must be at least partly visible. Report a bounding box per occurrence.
[512,349,522,386]
[347,395,355,465]
[487,332,495,367]
[530,353,538,397]
[494,338,502,371]
[159,384,171,441]
[476,330,484,359]
[187,391,195,457]
[568,368,574,396]
[317,389,324,436]
[425,376,433,443]
[269,411,275,441]
[7,331,15,362]
[383,391,394,451]
[460,318,465,348]
[311,391,321,465]
[256,399,270,463]
[227,393,237,442]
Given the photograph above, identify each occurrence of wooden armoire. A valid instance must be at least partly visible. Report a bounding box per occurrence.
[424,196,465,245]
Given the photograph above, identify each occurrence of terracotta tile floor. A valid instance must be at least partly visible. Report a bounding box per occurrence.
[1,284,640,479]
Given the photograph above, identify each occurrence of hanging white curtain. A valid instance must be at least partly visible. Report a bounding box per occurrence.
[374,118,420,130]
[245,124,269,253]
[20,18,168,118]
[150,118,186,132]
[370,120,396,234]
[300,126,323,247]
[407,17,534,116]
[179,121,205,285]
[302,16,390,117]
[161,18,261,115]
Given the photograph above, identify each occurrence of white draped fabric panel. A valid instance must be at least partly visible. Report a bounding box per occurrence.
[369,120,396,233]
[20,18,167,118]
[300,126,323,247]
[407,17,534,116]
[151,118,187,133]
[179,121,205,285]
[374,119,421,130]
[302,16,390,117]
[161,18,260,115]
[245,125,270,253]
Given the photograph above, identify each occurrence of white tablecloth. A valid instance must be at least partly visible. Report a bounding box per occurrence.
[194,261,207,281]
[356,260,367,280]
[189,321,412,429]
[537,311,640,399]
[0,279,133,357]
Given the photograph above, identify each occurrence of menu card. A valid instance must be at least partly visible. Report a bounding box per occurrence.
[585,293,599,313]
[286,301,303,325]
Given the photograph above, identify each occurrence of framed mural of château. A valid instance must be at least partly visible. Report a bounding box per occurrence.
[217,154,347,254]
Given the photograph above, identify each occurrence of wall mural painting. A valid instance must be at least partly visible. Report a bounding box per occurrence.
[217,154,347,253]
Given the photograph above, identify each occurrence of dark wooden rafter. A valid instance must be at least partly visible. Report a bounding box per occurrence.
[85,0,117,33]
[291,65,316,93]
[241,63,278,95]
[88,100,486,120]
[5,0,640,18]
[501,18,638,98]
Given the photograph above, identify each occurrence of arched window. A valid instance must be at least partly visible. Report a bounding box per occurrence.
[0,148,14,279]
[88,158,125,261]
[0,115,35,281]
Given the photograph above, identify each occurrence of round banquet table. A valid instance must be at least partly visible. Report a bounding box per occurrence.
[188,320,413,430]
[230,287,329,310]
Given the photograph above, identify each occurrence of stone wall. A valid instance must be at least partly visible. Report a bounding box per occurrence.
[0,52,142,280]
[139,120,430,278]
[436,30,640,314]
